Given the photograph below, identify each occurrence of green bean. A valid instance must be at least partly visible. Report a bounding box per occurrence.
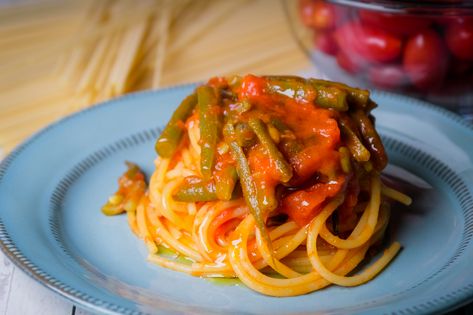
[338,146,352,173]
[155,93,197,158]
[265,76,315,103]
[351,109,387,171]
[363,161,373,172]
[265,76,349,111]
[280,139,303,160]
[233,100,252,114]
[309,78,370,109]
[235,122,256,148]
[124,161,140,178]
[215,165,238,201]
[264,75,306,83]
[256,186,278,215]
[223,123,272,250]
[314,85,348,111]
[102,162,145,216]
[197,86,222,179]
[262,76,371,109]
[172,176,217,202]
[101,203,123,216]
[366,99,378,111]
[248,118,293,183]
[339,115,371,162]
[270,118,303,162]
[270,117,290,133]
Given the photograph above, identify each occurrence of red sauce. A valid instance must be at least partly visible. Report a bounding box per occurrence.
[281,176,345,226]
[208,76,229,89]
[237,74,345,225]
[199,75,348,226]
[238,74,268,100]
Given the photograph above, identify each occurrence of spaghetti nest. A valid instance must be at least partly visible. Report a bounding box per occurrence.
[102,75,411,297]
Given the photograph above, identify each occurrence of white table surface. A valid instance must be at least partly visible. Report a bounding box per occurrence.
[0,249,91,315]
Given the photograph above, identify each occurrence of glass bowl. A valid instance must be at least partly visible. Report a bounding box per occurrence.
[284,0,473,118]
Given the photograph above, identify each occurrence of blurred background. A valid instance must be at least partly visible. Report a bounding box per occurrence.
[0,0,313,156]
[1,0,473,157]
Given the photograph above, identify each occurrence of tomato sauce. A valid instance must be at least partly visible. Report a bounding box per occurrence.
[235,75,345,225]
[281,176,345,226]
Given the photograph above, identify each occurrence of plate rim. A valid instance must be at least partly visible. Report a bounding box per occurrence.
[1,84,473,315]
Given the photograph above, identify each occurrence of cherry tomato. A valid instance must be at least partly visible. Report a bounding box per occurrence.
[403,29,448,90]
[436,14,473,26]
[335,22,402,63]
[446,21,473,61]
[299,0,336,30]
[336,51,366,74]
[449,58,473,77]
[359,10,431,36]
[368,65,407,90]
[314,31,338,55]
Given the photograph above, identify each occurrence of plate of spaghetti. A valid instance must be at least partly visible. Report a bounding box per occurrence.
[1,75,473,315]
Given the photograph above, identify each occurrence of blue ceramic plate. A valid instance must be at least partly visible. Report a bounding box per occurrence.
[1,85,473,315]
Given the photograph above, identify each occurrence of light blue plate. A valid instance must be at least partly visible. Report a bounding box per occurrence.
[1,85,473,315]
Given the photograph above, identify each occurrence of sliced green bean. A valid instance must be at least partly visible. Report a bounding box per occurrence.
[265,76,349,111]
[270,118,303,162]
[339,116,371,162]
[265,76,315,103]
[280,139,303,160]
[248,118,293,183]
[264,75,306,83]
[102,162,145,216]
[309,78,370,109]
[102,203,124,216]
[197,86,222,179]
[270,117,289,133]
[235,122,256,148]
[338,146,352,173]
[155,93,197,158]
[351,110,387,171]
[314,85,348,111]
[233,100,252,114]
[124,161,140,178]
[215,165,238,201]
[366,99,378,111]
[223,123,272,250]
[173,176,217,202]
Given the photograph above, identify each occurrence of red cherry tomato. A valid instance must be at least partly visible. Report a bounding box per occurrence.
[335,22,402,63]
[314,31,338,55]
[436,14,473,26]
[368,65,407,90]
[359,10,431,36]
[449,58,473,77]
[336,51,366,74]
[299,0,336,30]
[403,29,448,90]
[446,21,473,61]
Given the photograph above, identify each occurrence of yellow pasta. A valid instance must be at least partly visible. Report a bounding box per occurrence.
[102,75,411,296]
